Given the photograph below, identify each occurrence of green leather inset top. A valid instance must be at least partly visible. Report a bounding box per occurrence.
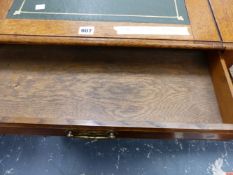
[8,0,190,24]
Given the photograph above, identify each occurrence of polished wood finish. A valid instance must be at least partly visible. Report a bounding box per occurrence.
[0,35,223,49]
[0,45,221,124]
[2,121,233,140]
[0,0,221,49]
[209,51,233,123]
[0,45,233,139]
[224,51,233,68]
[0,20,192,40]
[209,0,233,48]
[0,0,12,19]
[0,1,233,140]
[186,0,219,41]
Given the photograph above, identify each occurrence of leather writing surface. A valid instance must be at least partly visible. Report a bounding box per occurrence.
[8,0,190,24]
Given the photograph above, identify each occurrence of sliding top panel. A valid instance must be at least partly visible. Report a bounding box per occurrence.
[0,0,221,49]
[209,0,233,49]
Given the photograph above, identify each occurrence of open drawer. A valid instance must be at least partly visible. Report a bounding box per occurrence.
[0,45,232,140]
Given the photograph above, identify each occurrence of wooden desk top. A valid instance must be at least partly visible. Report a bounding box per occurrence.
[209,0,233,49]
[0,0,221,49]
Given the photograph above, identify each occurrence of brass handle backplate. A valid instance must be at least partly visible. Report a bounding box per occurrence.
[66,130,115,140]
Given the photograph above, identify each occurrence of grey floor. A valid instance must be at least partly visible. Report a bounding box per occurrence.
[0,136,233,175]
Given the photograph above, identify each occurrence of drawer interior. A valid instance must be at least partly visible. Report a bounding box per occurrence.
[209,51,233,123]
[0,45,230,126]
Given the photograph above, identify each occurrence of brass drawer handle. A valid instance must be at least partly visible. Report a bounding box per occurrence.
[66,131,115,140]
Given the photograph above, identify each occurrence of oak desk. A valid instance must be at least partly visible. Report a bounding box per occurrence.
[0,0,232,140]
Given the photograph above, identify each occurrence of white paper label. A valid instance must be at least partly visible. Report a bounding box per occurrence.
[114,26,190,36]
[79,27,95,35]
[230,65,233,78]
[35,4,46,10]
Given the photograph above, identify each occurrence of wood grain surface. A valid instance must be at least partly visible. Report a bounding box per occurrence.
[0,0,12,19]
[0,35,223,50]
[0,20,194,40]
[185,0,220,42]
[0,45,221,124]
[209,0,233,43]
[209,51,233,123]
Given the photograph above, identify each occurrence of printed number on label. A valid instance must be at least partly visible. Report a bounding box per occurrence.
[79,27,95,35]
